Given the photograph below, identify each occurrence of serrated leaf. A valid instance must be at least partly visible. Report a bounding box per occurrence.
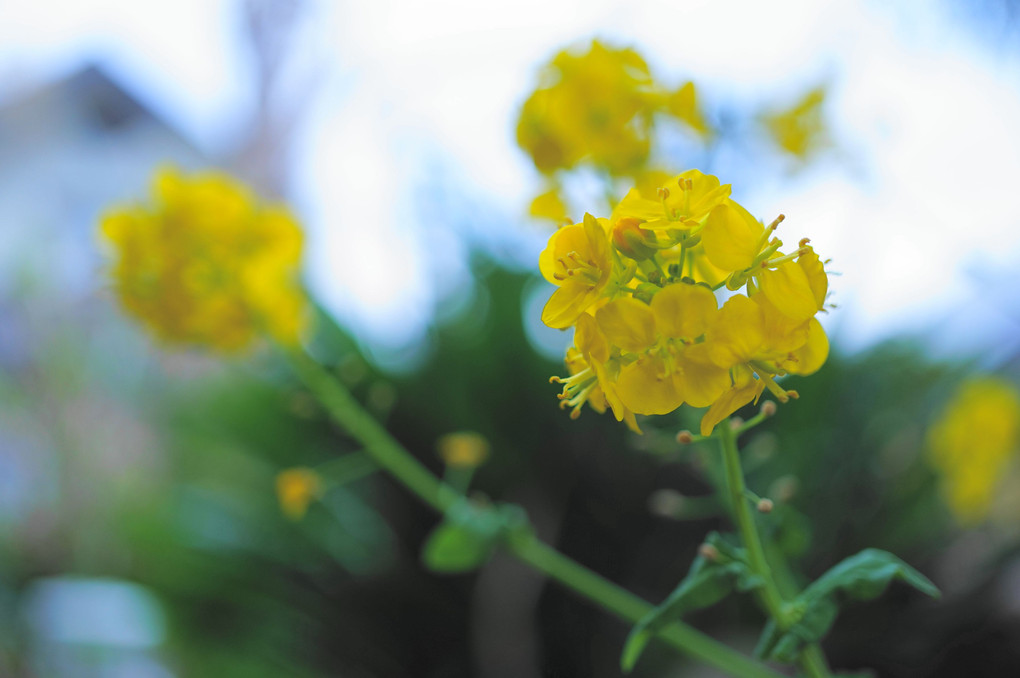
[756,549,939,662]
[621,532,760,673]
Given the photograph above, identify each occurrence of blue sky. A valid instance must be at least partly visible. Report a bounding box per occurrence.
[3,0,1020,367]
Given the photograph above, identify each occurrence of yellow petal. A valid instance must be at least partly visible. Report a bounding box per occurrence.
[677,351,731,408]
[667,82,710,135]
[759,260,818,322]
[798,248,828,310]
[651,282,717,339]
[575,312,610,364]
[596,297,657,352]
[616,356,685,415]
[530,187,570,223]
[699,378,766,436]
[542,280,598,329]
[706,295,765,367]
[786,318,829,376]
[702,201,764,272]
[612,187,664,223]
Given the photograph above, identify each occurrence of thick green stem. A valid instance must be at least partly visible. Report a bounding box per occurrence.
[287,349,784,678]
[718,422,832,678]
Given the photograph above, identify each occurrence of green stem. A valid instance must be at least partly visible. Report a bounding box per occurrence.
[288,349,455,514]
[509,536,783,678]
[718,422,832,678]
[287,349,784,678]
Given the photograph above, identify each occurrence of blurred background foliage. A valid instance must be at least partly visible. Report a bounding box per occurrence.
[4,1,1020,677]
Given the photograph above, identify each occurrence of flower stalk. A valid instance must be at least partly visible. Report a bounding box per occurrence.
[718,421,832,678]
[287,348,784,678]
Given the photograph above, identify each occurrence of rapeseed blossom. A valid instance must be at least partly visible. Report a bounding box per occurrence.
[927,377,1020,524]
[517,41,712,223]
[100,168,307,352]
[544,170,830,436]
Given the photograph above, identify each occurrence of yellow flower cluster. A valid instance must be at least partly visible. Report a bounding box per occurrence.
[517,40,708,179]
[100,168,308,352]
[542,170,830,436]
[927,377,1020,524]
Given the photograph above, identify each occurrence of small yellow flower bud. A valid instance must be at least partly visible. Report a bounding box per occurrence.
[437,431,490,469]
[729,417,744,431]
[757,498,774,513]
[276,468,323,520]
[760,400,777,417]
[612,217,658,261]
[676,430,695,444]
[698,543,720,561]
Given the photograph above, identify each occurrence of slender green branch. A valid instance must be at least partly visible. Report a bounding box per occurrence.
[286,348,785,678]
[718,422,832,678]
[508,536,784,678]
[288,349,456,514]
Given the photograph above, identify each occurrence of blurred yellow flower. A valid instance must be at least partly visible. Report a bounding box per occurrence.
[928,377,1020,524]
[517,40,656,176]
[100,168,308,352]
[276,467,323,520]
[762,86,829,159]
[437,432,491,469]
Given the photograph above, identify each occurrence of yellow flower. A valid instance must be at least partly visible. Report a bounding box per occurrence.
[927,377,1020,524]
[613,169,731,232]
[538,214,616,329]
[437,432,491,469]
[542,170,831,435]
[100,168,308,352]
[762,86,829,159]
[596,283,730,415]
[553,313,641,433]
[517,40,656,176]
[276,467,323,520]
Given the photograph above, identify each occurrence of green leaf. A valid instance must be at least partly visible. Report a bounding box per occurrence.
[421,521,496,573]
[621,533,761,673]
[420,500,503,573]
[756,549,940,662]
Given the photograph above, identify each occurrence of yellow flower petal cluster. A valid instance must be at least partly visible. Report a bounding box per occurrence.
[517,40,710,182]
[100,168,308,352]
[543,170,830,436]
[927,377,1020,525]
